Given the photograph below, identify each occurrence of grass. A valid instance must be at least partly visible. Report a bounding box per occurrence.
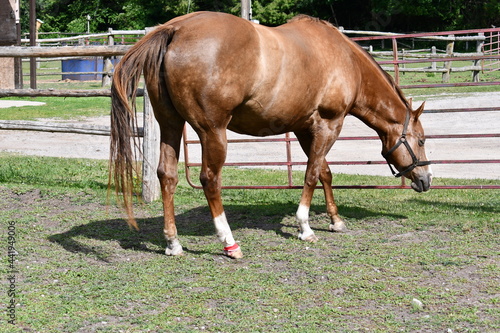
[0,94,143,121]
[0,154,499,332]
[0,96,112,120]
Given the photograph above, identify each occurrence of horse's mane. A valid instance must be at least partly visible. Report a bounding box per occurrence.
[288,14,336,29]
[349,41,411,109]
[381,67,411,108]
[289,14,410,110]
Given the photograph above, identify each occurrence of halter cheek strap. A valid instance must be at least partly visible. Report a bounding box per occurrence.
[382,110,431,178]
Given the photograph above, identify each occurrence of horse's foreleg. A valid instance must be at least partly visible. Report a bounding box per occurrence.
[158,126,184,256]
[297,183,319,243]
[295,127,344,241]
[295,137,328,243]
[199,130,242,259]
[319,160,347,232]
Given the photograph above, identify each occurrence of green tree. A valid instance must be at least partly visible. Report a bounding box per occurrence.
[252,0,299,25]
[22,0,500,33]
[30,0,241,32]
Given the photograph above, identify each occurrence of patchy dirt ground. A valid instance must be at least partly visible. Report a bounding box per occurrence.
[1,185,498,332]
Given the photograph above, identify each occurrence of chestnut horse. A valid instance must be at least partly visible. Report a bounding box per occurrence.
[110,12,432,259]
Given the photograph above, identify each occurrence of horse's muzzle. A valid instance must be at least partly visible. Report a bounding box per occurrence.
[410,172,432,192]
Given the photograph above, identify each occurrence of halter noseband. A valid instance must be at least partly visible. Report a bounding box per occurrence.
[382,110,431,178]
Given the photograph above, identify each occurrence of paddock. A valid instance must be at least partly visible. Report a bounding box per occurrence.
[1,139,498,332]
[0,22,499,332]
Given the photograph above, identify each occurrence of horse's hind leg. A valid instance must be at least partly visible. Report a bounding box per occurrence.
[198,128,242,259]
[158,121,185,256]
[147,89,185,256]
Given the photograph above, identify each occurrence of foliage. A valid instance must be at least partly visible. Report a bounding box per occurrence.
[367,0,500,31]
[22,0,500,34]
[252,0,298,26]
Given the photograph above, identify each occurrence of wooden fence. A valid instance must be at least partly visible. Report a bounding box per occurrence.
[16,28,498,88]
[348,27,500,86]
[0,42,161,201]
[21,29,146,47]
[16,29,145,89]
[483,30,500,72]
[344,29,488,83]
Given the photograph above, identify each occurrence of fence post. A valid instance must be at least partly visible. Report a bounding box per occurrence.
[392,38,399,84]
[141,27,161,202]
[241,0,251,20]
[29,0,37,89]
[472,32,484,82]
[102,28,114,87]
[401,48,406,73]
[431,46,437,71]
[442,35,454,83]
[142,87,161,202]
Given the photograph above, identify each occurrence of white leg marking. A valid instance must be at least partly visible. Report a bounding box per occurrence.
[213,212,236,247]
[296,204,314,240]
[164,231,183,256]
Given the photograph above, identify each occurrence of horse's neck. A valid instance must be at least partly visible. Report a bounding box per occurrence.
[343,40,409,136]
[349,70,407,137]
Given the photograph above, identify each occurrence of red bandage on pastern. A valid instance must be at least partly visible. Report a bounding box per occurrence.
[223,243,240,253]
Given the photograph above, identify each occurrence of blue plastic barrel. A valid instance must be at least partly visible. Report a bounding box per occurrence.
[61,58,103,81]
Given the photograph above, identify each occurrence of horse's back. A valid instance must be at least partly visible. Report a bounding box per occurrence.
[161,12,360,134]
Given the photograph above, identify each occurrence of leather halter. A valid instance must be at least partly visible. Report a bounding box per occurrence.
[382,110,431,178]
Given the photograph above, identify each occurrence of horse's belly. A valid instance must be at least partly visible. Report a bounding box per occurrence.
[227,117,285,136]
[228,100,310,136]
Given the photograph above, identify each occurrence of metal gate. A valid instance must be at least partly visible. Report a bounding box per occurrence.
[484,30,500,72]
[183,28,500,190]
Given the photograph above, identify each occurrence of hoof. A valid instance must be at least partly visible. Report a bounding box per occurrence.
[329,221,347,233]
[165,248,184,256]
[165,241,184,256]
[223,244,243,259]
[299,233,319,243]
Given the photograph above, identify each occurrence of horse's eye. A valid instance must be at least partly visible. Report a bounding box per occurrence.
[418,138,426,147]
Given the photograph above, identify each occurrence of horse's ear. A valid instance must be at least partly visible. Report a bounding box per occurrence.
[408,98,413,109]
[414,101,425,119]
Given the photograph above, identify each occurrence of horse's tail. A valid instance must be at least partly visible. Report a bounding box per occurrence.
[109,25,176,230]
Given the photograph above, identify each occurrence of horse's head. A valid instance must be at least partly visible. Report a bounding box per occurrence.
[382,102,433,192]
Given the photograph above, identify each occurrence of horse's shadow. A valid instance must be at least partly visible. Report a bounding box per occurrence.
[48,202,406,259]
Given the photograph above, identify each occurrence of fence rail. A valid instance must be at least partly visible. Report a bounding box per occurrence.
[0,45,132,57]
[348,28,500,83]
[21,29,146,46]
[0,88,144,97]
[182,27,500,190]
